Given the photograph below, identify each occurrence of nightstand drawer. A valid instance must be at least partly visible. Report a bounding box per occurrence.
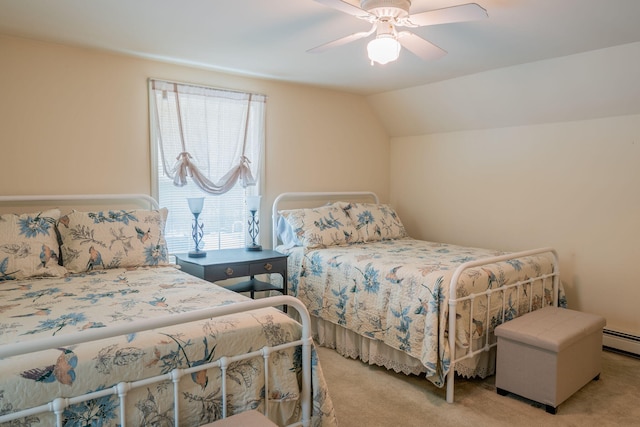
[204,263,250,282]
[249,258,286,276]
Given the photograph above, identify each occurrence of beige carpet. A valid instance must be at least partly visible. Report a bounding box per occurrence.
[316,346,640,427]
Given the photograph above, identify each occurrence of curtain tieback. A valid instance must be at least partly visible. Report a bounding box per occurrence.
[176,152,192,161]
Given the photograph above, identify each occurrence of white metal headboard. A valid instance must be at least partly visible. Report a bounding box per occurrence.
[0,194,159,210]
[271,191,379,248]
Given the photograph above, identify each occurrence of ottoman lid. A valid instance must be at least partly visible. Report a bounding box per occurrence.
[494,307,606,352]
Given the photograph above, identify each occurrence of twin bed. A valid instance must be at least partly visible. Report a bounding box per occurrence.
[272,191,566,403]
[0,194,336,427]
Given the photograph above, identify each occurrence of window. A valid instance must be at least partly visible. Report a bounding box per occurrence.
[149,79,265,254]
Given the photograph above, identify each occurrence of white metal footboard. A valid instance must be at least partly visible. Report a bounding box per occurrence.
[0,296,313,427]
[446,247,560,403]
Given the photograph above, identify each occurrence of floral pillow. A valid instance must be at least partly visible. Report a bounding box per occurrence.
[58,208,170,273]
[279,204,359,249]
[339,202,408,242]
[0,209,68,280]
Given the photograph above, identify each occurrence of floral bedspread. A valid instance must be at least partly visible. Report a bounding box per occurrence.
[0,266,336,427]
[284,238,566,387]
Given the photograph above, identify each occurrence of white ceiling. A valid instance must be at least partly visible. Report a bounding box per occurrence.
[2,0,640,95]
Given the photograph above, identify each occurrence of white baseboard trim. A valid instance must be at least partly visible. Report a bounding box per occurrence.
[603,329,640,356]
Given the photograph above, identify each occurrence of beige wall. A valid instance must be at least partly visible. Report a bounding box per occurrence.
[0,34,390,243]
[389,114,640,338]
[4,33,638,338]
[381,42,640,339]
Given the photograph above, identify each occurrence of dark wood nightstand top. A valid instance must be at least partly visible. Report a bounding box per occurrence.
[174,249,287,267]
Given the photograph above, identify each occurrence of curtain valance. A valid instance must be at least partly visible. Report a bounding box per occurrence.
[149,79,266,195]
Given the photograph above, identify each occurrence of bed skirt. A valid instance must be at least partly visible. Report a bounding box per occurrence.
[303,313,497,383]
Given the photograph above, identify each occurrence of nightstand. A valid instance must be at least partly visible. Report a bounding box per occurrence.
[174,249,288,312]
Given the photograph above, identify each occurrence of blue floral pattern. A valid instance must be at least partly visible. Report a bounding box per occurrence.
[278,203,408,248]
[58,209,171,273]
[0,209,67,280]
[283,238,566,386]
[0,267,337,426]
[339,202,408,242]
[279,204,359,249]
[18,214,53,238]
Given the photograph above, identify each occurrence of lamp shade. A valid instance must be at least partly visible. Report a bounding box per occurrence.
[367,35,401,65]
[187,197,204,215]
[246,195,261,212]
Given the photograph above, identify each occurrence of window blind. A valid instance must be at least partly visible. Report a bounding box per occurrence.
[149,79,265,254]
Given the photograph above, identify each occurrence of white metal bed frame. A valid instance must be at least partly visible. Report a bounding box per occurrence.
[0,296,313,427]
[0,193,160,209]
[0,194,313,427]
[272,191,560,403]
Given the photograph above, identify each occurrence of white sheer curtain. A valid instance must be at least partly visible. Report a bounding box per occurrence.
[148,79,265,253]
[149,79,265,195]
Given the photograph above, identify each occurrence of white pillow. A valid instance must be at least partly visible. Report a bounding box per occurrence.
[277,215,302,249]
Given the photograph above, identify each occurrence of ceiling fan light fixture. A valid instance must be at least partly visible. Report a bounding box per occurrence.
[367,34,400,65]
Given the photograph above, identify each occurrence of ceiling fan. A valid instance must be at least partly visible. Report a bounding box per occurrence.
[308,0,488,65]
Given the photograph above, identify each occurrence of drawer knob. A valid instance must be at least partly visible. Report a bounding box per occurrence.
[264,263,272,271]
[225,267,234,276]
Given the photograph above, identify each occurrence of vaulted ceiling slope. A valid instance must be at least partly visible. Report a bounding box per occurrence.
[2,0,640,96]
[369,41,640,136]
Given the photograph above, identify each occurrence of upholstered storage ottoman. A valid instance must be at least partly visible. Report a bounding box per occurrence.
[494,306,606,414]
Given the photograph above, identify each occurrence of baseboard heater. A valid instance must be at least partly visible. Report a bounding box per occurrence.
[603,329,640,358]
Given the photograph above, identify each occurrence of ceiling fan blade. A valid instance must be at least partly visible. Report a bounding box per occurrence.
[398,31,447,60]
[407,3,488,27]
[307,29,374,53]
[313,0,371,18]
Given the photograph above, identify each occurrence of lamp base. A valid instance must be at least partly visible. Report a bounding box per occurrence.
[246,244,262,252]
[188,250,207,258]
